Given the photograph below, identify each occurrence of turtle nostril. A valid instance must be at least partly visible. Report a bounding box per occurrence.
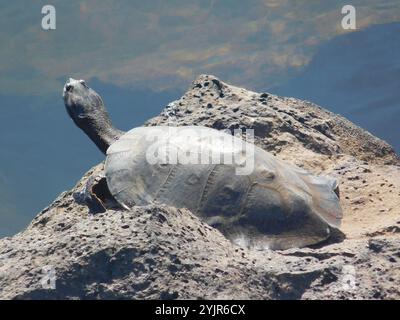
[66,84,73,92]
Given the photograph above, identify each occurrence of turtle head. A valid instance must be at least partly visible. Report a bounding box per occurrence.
[63,78,123,154]
[63,78,105,123]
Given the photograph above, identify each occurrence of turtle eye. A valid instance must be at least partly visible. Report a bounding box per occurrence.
[79,80,88,88]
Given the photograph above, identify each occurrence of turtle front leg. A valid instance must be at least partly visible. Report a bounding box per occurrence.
[74,173,121,214]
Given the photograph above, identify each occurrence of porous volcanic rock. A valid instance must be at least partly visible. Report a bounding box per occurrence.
[0,75,399,299]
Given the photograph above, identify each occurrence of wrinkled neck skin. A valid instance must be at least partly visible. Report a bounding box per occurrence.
[73,106,124,155]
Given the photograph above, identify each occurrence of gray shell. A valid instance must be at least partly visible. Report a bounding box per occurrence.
[105,126,342,250]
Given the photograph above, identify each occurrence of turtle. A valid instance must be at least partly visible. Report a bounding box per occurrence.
[63,78,343,250]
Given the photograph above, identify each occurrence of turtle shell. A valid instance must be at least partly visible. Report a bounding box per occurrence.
[105,126,342,250]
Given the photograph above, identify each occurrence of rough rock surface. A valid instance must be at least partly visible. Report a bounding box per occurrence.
[0,75,399,299]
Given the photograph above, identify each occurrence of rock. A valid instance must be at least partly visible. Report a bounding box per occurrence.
[0,75,399,299]
[148,75,398,167]
[368,239,386,253]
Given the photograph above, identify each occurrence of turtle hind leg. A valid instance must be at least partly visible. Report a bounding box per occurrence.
[75,173,120,214]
